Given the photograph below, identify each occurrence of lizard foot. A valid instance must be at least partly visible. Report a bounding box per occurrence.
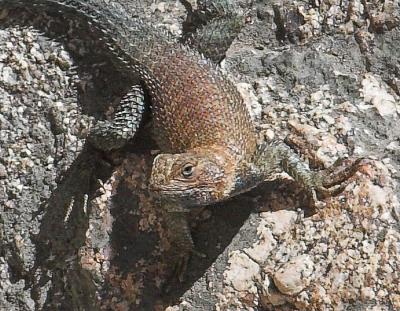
[162,208,207,290]
[163,247,206,293]
[308,157,370,206]
[281,129,370,206]
[172,248,206,282]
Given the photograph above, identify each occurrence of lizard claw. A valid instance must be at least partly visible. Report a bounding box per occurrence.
[310,157,369,203]
[173,252,191,283]
[171,246,206,283]
[163,246,206,293]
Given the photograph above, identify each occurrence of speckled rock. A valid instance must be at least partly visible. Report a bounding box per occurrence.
[273,254,314,296]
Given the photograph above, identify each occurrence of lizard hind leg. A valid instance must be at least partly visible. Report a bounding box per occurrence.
[87,84,146,151]
[189,15,244,63]
[181,0,245,63]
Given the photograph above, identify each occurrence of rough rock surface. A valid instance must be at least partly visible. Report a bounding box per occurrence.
[0,0,399,310]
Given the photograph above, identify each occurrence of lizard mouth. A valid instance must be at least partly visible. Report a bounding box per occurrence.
[148,184,210,194]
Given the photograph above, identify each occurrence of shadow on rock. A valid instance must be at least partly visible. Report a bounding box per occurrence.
[31,146,113,310]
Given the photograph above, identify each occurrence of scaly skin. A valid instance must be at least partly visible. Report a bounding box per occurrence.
[181,0,245,62]
[1,0,365,282]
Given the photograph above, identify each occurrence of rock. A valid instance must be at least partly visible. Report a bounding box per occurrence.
[1,0,400,310]
[224,251,260,292]
[273,255,314,296]
[360,73,399,117]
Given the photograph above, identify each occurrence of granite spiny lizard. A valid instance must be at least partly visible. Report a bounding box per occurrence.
[0,0,365,281]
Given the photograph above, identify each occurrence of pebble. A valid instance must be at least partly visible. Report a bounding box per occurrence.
[224,251,260,292]
[273,255,314,295]
[0,163,7,178]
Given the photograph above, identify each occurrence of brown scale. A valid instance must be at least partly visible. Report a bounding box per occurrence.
[145,46,257,158]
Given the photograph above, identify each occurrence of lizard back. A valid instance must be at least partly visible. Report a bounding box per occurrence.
[147,46,257,158]
[1,0,257,158]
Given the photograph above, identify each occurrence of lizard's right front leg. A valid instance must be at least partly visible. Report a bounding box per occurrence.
[161,202,207,291]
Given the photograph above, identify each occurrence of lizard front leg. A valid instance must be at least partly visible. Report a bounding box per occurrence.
[248,140,367,206]
[87,84,146,151]
[161,202,206,289]
[164,209,194,283]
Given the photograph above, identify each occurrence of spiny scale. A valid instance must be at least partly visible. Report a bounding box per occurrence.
[1,0,257,157]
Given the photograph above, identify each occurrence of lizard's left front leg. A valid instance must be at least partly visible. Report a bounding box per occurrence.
[251,140,366,206]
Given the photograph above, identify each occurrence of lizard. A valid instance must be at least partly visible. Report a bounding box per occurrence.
[0,0,365,282]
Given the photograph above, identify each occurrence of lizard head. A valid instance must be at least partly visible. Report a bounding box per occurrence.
[149,147,237,206]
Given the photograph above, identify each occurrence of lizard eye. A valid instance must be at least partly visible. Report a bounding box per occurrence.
[181,163,194,178]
